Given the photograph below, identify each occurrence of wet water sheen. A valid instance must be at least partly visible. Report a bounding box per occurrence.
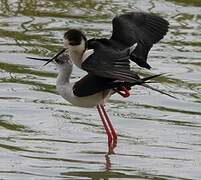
[0,0,201,179]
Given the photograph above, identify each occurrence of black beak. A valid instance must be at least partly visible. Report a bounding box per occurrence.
[43,48,66,66]
[26,57,52,61]
[26,48,66,65]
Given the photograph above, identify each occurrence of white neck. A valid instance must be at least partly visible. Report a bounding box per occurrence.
[56,64,73,100]
[68,39,86,68]
[56,64,72,86]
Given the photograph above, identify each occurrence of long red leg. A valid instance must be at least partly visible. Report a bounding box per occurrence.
[100,105,117,141]
[97,105,113,145]
[97,105,117,154]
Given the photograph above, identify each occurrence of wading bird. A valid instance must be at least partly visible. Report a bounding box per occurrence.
[28,12,172,154]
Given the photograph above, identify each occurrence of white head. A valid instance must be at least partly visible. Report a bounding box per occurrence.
[40,29,87,69]
[63,29,87,53]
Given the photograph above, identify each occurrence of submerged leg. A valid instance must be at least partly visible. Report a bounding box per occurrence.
[97,105,117,154]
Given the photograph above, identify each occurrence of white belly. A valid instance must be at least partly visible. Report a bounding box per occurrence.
[57,83,112,108]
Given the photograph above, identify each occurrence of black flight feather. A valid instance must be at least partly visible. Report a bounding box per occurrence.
[82,42,140,83]
[73,73,174,98]
[110,12,169,69]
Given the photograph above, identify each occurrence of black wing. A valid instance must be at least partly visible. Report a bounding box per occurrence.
[82,40,139,83]
[73,72,172,98]
[111,12,169,69]
[73,74,114,97]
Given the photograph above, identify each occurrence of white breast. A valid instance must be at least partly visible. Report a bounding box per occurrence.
[57,83,112,108]
[82,49,94,62]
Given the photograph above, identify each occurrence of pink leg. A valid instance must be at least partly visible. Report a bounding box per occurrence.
[113,86,130,98]
[100,105,117,140]
[97,105,113,145]
[97,105,117,154]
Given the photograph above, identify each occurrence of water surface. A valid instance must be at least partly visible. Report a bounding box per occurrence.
[0,0,201,179]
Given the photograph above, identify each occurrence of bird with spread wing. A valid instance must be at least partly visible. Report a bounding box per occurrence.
[27,12,174,154]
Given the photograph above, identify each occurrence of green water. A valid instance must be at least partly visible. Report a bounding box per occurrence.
[0,0,201,179]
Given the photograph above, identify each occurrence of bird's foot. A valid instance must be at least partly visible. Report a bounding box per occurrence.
[113,86,130,98]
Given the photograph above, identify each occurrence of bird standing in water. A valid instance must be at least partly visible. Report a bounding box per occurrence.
[28,12,172,154]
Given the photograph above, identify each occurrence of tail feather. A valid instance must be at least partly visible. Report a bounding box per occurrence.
[142,84,176,99]
[141,73,165,81]
[130,73,176,99]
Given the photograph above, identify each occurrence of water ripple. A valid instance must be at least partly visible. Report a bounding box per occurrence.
[0,0,201,179]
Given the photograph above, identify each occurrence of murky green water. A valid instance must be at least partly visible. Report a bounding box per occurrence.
[0,0,201,179]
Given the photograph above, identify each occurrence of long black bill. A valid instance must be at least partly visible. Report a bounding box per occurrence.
[26,57,51,62]
[43,48,66,66]
[26,48,66,65]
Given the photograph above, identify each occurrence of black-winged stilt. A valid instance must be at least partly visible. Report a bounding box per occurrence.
[27,12,173,154]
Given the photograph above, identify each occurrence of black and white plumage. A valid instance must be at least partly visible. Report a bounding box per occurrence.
[82,12,169,72]
[27,12,172,153]
[60,12,170,98]
[30,12,170,99]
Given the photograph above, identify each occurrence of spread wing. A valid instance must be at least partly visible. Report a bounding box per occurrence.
[81,41,139,83]
[111,12,169,69]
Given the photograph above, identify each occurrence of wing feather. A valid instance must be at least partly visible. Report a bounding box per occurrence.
[81,12,169,80]
[110,12,169,69]
[81,41,139,82]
